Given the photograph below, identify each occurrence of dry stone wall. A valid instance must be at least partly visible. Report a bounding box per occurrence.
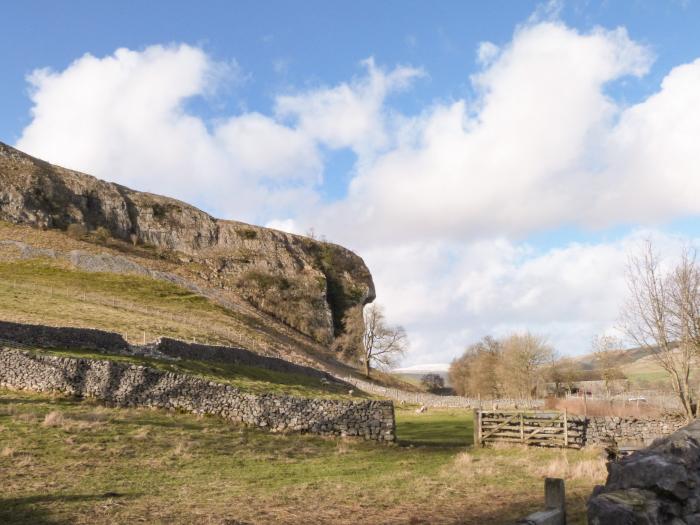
[155,338,334,381]
[0,349,395,441]
[0,320,128,352]
[0,320,339,382]
[343,377,544,409]
[583,415,686,447]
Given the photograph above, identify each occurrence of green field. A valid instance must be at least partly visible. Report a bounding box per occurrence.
[0,389,604,524]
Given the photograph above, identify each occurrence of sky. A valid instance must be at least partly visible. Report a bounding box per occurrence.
[2,0,700,367]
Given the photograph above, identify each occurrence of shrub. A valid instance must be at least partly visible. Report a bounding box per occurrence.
[237,228,258,240]
[94,226,111,242]
[66,223,87,239]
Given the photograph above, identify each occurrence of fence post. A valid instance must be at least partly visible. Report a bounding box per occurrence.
[544,477,566,522]
[516,478,566,524]
[520,412,525,444]
[473,409,481,448]
[564,409,568,448]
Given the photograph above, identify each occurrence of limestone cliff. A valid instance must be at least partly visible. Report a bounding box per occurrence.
[0,141,375,344]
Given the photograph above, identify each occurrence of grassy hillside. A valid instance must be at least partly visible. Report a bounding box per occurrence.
[0,389,605,524]
[573,345,700,388]
[0,257,263,348]
[18,347,360,400]
[0,221,334,368]
[0,221,416,392]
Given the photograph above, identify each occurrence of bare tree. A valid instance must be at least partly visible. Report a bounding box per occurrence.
[622,242,700,420]
[499,332,554,399]
[361,304,408,378]
[547,356,581,397]
[333,304,408,378]
[449,336,502,397]
[592,335,625,398]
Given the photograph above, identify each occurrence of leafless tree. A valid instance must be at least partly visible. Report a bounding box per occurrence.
[449,336,502,397]
[547,356,581,397]
[499,332,554,399]
[334,303,408,378]
[360,304,408,378]
[622,241,700,420]
[592,335,625,398]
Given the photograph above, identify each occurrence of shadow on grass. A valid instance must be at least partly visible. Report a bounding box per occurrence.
[0,492,140,525]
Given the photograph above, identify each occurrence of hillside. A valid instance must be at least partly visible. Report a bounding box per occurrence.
[573,345,700,387]
[0,141,403,388]
[0,141,374,346]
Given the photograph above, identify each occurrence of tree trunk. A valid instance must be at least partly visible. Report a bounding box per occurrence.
[364,358,371,378]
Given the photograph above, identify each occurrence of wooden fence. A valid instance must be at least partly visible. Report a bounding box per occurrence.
[474,410,583,449]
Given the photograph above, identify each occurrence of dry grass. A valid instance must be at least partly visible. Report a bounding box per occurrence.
[42,410,65,427]
[533,452,607,482]
[132,427,150,440]
[1,446,15,458]
[0,390,603,524]
[547,397,664,417]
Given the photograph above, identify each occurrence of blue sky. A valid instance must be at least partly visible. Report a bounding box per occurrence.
[3,1,700,364]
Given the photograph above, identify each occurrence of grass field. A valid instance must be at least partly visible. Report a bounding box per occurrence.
[0,389,605,524]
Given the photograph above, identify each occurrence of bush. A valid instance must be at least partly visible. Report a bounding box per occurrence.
[94,226,111,242]
[66,223,87,239]
[237,228,258,240]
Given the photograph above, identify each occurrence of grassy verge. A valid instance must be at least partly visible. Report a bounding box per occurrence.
[0,390,604,524]
[28,347,362,400]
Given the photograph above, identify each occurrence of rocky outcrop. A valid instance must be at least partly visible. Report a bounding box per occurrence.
[0,142,375,343]
[0,348,396,441]
[588,420,700,524]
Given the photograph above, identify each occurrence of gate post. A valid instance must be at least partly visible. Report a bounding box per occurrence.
[473,409,481,447]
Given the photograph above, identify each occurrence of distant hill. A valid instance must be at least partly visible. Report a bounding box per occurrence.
[392,364,451,387]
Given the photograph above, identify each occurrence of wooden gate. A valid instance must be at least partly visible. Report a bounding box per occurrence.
[474,409,582,449]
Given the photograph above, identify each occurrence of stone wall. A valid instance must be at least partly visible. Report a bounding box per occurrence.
[0,349,395,441]
[155,338,334,381]
[0,320,128,352]
[588,420,700,523]
[583,415,686,447]
[343,376,544,409]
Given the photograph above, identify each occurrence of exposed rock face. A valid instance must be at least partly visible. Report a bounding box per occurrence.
[588,420,700,524]
[0,142,375,343]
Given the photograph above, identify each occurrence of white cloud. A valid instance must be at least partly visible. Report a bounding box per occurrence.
[17,46,421,224]
[368,230,699,366]
[17,44,324,221]
[275,57,424,157]
[317,22,660,245]
[476,41,499,65]
[13,18,700,367]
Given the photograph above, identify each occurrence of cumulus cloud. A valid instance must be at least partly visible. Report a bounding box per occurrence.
[317,22,663,244]
[16,45,416,223]
[367,230,700,365]
[275,58,424,157]
[14,18,700,366]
